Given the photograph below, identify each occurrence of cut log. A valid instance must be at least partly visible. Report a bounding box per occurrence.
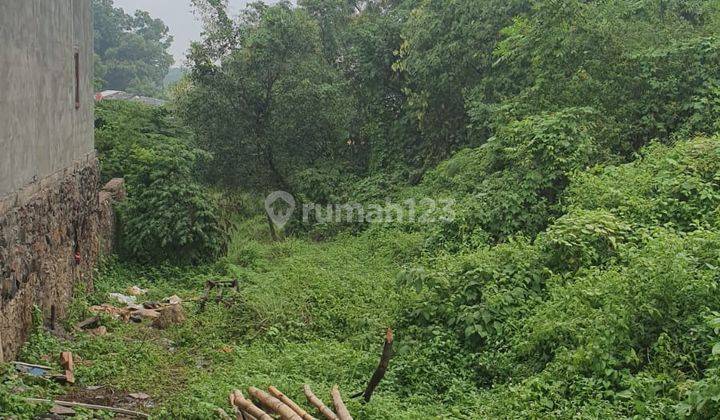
[303,385,339,420]
[216,407,233,420]
[248,386,302,420]
[60,352,74,371]
[60,351,75,384]
[330,385,352,420]
[268,386,316,420]
[230,390,271,420]
[356,328,394,402]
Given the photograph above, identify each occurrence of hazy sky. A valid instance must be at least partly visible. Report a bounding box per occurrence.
[112,0,263,66]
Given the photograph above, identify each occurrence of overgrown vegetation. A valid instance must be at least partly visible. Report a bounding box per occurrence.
[4,0,720,417]
[95,100,227,264]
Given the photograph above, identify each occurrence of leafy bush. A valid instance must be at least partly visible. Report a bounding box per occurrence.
[421,107,607,250]
[398,135,720,416]
[538,209,631,272]
[566,136,720,231]
[96,100,227,264]
[400,237,547,352]
[120,179,227,264]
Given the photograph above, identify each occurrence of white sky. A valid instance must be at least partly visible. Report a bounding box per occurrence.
[112,0,266,66]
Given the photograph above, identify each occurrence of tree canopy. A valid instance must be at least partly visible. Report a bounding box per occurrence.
[93,0,174,96]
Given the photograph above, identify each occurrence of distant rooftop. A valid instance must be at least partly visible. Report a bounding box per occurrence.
[95,90,167,107]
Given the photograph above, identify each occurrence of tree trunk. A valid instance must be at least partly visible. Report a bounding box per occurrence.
[359,328,394,402]
[230,390,272,420]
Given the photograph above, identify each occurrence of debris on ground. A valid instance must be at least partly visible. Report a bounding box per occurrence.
[152,304,186,329]
[60,352,75,384]
[26,397,149,418]
[13,362,52,378]
[108,293,137,306]
[164,295,182,305]
[14,352,79,385]
[75,316,100,331]
[90,291,186,326]
[50,404,77,415]
[127,286,148,296]
[129,392,151,400]
[89,304,131,320]
[130,308,161,320]
[142,301,161,309]
[87,326,108,336]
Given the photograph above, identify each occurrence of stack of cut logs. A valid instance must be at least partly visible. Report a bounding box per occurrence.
[229,384,353,420]
[227,329,394,420]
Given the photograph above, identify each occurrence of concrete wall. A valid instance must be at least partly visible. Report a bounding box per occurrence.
[0,0,116,362]
[0,0,94,198]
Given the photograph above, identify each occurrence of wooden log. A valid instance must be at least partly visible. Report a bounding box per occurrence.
[230,390,271,420]
[330,385,352,420]
[268,386,316,420]
[303,385,339,420]
[25,398,148,418]
[357,328,394,402]
[60,351,75,384]
[216,407,233,420]
[248,386,301,420]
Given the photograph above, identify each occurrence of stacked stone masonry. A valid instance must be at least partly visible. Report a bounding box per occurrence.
[0,156,123,361]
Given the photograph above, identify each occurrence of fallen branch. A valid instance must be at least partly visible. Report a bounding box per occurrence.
[25,398,148,418]
[331,385,353,420]
[354,328,393,402]
[230,390,271,420]
[248,387,302,420]
[268,386,316,420]
[303,385,339,420]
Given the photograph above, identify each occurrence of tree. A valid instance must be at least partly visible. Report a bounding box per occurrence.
[177,2,353,192]
[394,0,530,168]
[92,0,174,95]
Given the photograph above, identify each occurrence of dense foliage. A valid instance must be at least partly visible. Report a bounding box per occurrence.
[92,0,174,95]
[5,0,720,418]
[96,100,227,264]
[172,0,720,416]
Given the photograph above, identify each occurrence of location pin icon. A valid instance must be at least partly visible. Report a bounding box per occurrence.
[265,191,296,229]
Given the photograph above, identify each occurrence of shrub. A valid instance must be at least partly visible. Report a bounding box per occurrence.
[566,136,720,231]
[96,100,227,264]
[420,107,608,249]
[120,180,227,264]
[538,209,632,272]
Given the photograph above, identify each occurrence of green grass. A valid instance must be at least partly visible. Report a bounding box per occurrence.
[3,217,441,419]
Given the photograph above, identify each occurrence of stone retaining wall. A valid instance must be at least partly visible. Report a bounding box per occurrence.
[0,155,123,361]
